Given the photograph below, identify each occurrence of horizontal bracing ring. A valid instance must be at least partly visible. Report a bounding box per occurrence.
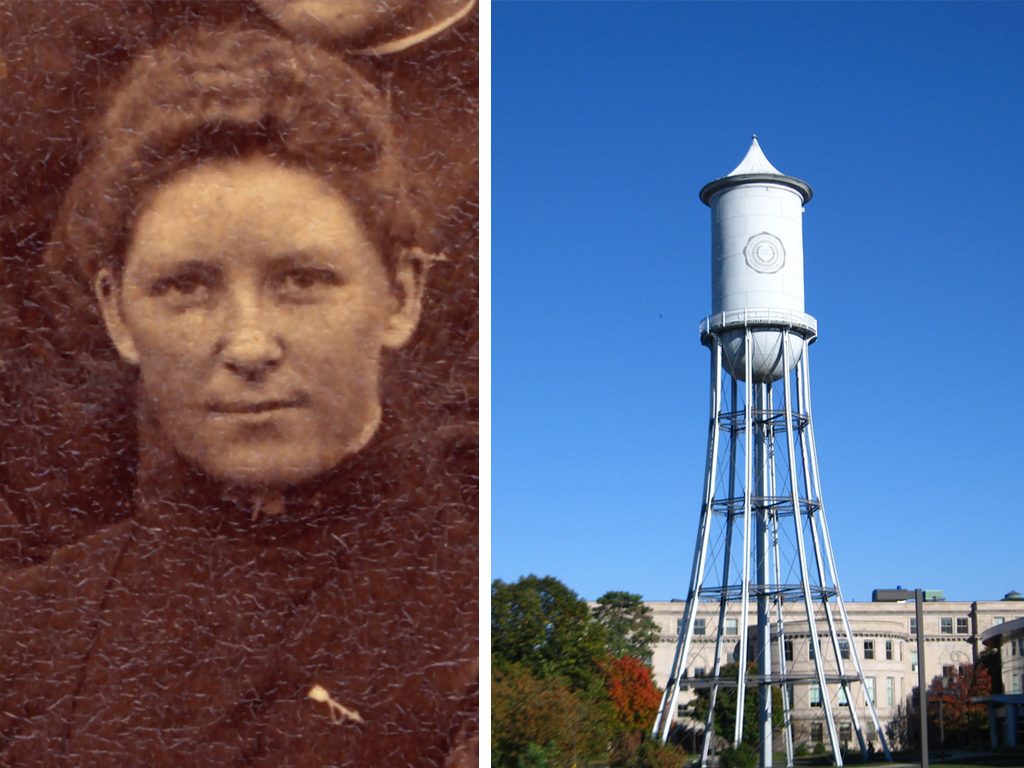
[708,497,821,515]
[696,583,837,601]
[718,410,809,430]
[676,672,865,689]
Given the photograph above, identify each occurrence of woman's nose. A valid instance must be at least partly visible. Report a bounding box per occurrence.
[221,328,283,379]
[217,293,283,379]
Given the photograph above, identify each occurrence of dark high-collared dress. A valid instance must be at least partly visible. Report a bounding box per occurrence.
[0,428,478,767]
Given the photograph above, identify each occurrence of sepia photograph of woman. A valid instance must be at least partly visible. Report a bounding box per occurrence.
[0,3,478,766]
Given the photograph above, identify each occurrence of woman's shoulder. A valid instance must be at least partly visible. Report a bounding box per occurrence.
[0,518,132,597]
[0,519,133,751]
[0,517,133,637]
[0,520,133,669]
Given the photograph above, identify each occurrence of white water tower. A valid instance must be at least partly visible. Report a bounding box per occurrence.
[652,138,889,768]
[702,137,814,383]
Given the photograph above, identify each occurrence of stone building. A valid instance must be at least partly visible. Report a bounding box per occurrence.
[648,591,1024,751]
[976,610,1024,748]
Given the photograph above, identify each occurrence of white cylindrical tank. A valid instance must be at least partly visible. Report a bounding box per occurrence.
[699,137,816,382]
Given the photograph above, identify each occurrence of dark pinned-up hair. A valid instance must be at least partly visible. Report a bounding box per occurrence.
[47,25,418,287]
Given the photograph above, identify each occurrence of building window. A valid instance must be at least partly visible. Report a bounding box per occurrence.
[956,617,969,634]
[839,639,850,660]
[784,639,793,662]
[910,617,917,634]
[940,617,953,634]
[867,722,877,741]
[886,677,895,707]
[911,650,918,672]
[942,664,955,682]
[864,640,875,660]
[725,617,738,636]
[811,722,823,744]
[865,677,875,704]
[809,641,816,660]
[993,616,1005,626]
[838,686,849,706]
[839,722,852,744]
[678,704,686,717]
[809,684,822,708]
[694,667,706,678]
[694,617,706,636]
[885,640,894,660]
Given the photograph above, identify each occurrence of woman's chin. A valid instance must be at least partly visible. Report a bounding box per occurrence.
[191,447,335,490]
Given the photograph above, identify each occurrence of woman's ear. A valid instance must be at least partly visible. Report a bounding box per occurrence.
[381,247,438,349]
[93,268,141,365]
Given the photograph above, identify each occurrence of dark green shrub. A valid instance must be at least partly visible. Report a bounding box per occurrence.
[516,743,552,768]
[718,743,757,768]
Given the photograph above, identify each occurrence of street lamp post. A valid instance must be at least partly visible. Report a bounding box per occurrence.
[938,690,944,758]
[872,588,928,768]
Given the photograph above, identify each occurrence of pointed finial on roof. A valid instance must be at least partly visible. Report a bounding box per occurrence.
[699,136,813,205]
[726,135,783,177]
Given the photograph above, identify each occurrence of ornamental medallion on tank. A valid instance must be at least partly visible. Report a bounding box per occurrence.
[743,231,785,274]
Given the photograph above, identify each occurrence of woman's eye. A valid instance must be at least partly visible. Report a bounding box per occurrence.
[150,271,216,300]
[274,268,341,295]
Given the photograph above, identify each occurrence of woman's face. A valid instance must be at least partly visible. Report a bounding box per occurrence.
[97,157,421,488]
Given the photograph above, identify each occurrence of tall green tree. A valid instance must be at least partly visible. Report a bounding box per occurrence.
[593,591,660,663]
[691,663,783,748]
[492,660,618,768]
[492,575,609,690]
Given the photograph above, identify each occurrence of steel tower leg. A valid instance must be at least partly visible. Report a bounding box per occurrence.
[767,383,795,768]
[771,508,795,768]
[734,329,755,747]
[701,501,736,766]
[756,381,773,767]
[807,507,868,760]
[797,344,893,762]
[654,340,725,742]
[700,373,740,767]
[781,334,844,765]
[789,344,865,759]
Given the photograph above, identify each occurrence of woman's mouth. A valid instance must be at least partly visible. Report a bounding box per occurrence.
[208,395,308,414]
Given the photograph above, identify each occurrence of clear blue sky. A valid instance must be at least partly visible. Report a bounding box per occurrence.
[491,1,1024,604]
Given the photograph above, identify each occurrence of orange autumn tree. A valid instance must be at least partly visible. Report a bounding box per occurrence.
[603,654,663,732]
[928,663,992,746]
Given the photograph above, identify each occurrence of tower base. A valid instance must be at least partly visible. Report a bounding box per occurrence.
[652,325,890,767]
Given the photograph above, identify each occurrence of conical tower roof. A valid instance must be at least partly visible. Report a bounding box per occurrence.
[699,135,813,206]
[726,135,784,176]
